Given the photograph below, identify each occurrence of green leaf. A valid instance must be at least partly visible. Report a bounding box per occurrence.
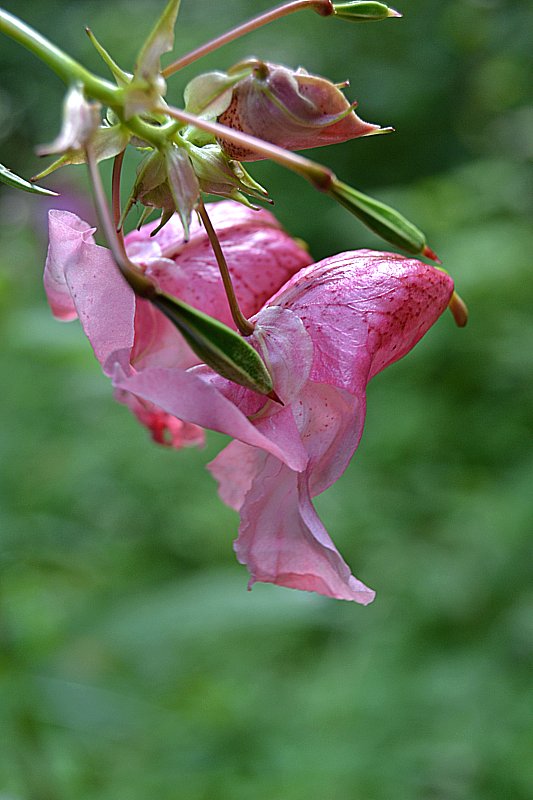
[0,163,58,196]
[329,179,427,255]
[153,293,273,395]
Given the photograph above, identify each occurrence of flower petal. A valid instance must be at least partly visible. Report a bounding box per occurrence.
[211,443,375,604]
[218,62,382,161]
[269,249,454,393]
[45,209,135,366]
[125,201,313,333]
[112,365,305,470]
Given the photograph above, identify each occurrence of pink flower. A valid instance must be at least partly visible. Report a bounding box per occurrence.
[217,62,384,161]
[45,210,453,602]
[44,201,312,448]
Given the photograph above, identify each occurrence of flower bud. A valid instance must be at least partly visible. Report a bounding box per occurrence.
[329,178,437,258]
[216,61,385,161]
[186,143,268,205]
[127,147,199,238]
[152,293,274,396]
[332,2,401,21]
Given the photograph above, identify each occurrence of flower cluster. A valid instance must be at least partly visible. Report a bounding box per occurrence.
[45,203,453,602]
[1,0,464,603]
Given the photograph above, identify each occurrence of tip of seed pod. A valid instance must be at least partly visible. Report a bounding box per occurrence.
[267,389,284,406]
[423,245,442,264]
[448,291,468,327]
[388,8,402,18]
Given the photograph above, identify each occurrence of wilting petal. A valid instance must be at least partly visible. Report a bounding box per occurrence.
[210,443,375,604]
[218,62,382,161]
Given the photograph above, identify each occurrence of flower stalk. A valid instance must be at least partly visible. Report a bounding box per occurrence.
[111,150,127,254]
[86,145,157,299]
[198,201,255,336]
[162,0,334,77]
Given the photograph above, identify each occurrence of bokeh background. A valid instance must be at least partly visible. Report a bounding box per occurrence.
[1,1,532,798]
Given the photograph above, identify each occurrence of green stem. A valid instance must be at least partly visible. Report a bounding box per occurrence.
[198,201,255,336]
[0,7,119,104]
[86,146,156,300]
[0,8,169,149]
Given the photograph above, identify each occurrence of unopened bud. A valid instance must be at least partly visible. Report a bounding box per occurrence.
[186,143,268,204]
[333,2,401,21]
[125,147,199,238]
[164,145,200,240]
[217,61,384,161]
[329,179,433,256]
[153,293,274,395]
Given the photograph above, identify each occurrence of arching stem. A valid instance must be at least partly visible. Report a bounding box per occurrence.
[111,150,126,255]
[86,146,156,300]
[162,0,334,77]
[198,201,255,337]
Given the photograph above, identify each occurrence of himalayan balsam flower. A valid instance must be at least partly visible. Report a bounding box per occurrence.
[216,62,384,161]
[44,201,312,448]
[44,204,453,603]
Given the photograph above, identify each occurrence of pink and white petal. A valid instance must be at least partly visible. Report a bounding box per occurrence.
[293,382,366,497]
[44,210,97,321]
[208,440,264,511]
[252,306,313,404]
[62,237,135,372]
[112,365,304,469]
[227,452,374,604]
[270,250,454,393]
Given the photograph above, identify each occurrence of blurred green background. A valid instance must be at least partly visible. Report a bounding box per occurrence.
[1,1,532,798]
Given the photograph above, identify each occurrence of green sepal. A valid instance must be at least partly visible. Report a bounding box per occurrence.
[136,0,182,80]
[333,2,401,21]
[329,179,426,255]
[153,293,273,395]
[85,27,132,87]
[0,163,58,196]
[164,145,200,240]
[183,69,251,119]
[32,124,130,180]
[124,0,182,117]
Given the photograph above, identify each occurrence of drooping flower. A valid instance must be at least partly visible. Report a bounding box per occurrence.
[45,209,454,602]
[44,201,312,448]
[213,61,385,161]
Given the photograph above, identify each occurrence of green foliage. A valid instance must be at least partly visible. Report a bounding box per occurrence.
[1,1,532,798]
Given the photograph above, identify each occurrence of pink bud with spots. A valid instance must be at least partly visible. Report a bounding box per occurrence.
[216,61,385,161]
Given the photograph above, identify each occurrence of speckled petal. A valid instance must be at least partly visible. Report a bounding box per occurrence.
[269,249,454,393]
